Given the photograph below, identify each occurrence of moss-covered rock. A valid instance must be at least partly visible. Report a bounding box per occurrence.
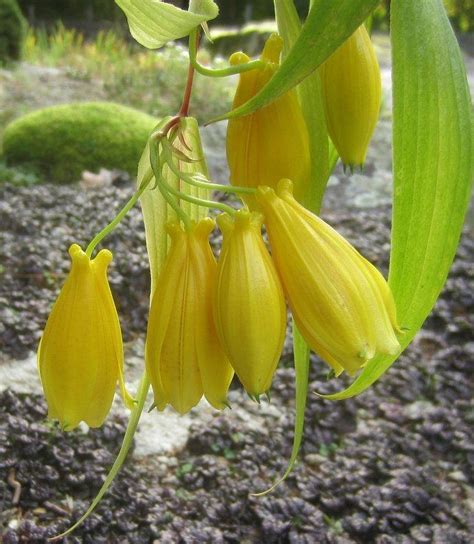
[0,0,26,63]
[2,102,157,183]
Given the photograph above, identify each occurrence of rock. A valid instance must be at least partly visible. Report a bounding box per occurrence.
[2,102,156,184]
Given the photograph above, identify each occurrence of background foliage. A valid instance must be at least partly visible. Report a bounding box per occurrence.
[0,0,27,63]
[14,0,474,32]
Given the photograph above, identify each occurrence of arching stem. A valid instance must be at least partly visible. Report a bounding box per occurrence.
[160,140,237,215]
[85,171,153,258]
[182,173,256,195]
[189,28,265,78]
[50,374,150,540]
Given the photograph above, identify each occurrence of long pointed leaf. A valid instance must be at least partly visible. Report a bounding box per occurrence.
[321,0,473,400]
[211,0,380,123]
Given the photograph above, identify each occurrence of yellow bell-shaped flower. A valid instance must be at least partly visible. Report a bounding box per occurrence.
[320,25,382,168]
[256,180,401,375]
[38,244,133,431]
[214,210,286,397]
[146,218,234,414]
[226,33,311,206]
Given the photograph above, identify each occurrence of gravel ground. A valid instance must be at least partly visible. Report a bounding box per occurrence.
[0,180,473,543]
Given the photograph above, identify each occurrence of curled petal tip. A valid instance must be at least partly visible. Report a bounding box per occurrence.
[261,33,283,63]
[276,178,294,196]
[255,185,275,200]
[229,51,250,66]
[194,216,215,237]
[94,248,113,268]
[68,243,83,257]
[68,244,88,267]
[216,212,234,236]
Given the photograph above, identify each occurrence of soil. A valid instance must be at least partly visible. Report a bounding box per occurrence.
[0,180,473,543]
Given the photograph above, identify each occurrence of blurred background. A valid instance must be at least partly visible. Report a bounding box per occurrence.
[12,0,474,32]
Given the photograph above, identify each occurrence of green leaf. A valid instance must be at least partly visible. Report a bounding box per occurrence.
[115,0,218,49]
[253,319,310,496]
[211,0,380,122]
[321,0,473,400]
[274,0,329,211]
[137,121,170,296]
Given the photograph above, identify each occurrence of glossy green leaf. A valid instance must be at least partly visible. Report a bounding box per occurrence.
[322,0,473,400]
[211,0,380,123]
[115,0,218,49]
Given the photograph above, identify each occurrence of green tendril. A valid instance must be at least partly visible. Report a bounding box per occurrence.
[189,28,265,78]
[149,141,192,229]
[50,373,150,541]
[85,170,154,258]
[182,172,256,195]
[160,139,237,215]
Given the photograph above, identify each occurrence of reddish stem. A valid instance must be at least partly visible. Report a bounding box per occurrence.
[179,41,197,117]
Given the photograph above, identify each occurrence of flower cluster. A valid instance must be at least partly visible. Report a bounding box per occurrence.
[38,28,398,429]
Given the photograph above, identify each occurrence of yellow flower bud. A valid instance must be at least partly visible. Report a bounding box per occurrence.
[256,179,401,375]
[214,210,286,397]
[226,33,311,205]
[320,25,382,168]
[146,218,234,414]
[38,244,133,431]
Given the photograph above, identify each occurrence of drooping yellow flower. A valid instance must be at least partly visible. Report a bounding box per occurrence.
[226,33,311,206]
[320,25,382,168]
[146,218,234,414]
[214,210,286,397]
[38,244,134,431]
[256,179,401,375]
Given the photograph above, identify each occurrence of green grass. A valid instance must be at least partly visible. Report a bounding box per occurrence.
[22,22,234,123]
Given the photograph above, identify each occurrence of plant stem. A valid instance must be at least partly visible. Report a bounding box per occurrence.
[85,171,153,258]
[160,141,237,215]
[179,49,196,117]
[182,173,256,195]
[149,143,192,229]
[189,28,265,78]
[51,373,151,540]
[161,169,237,216]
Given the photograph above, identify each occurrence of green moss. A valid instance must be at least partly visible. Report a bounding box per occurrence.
[2,102,157,184]
[0,0,26,63]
